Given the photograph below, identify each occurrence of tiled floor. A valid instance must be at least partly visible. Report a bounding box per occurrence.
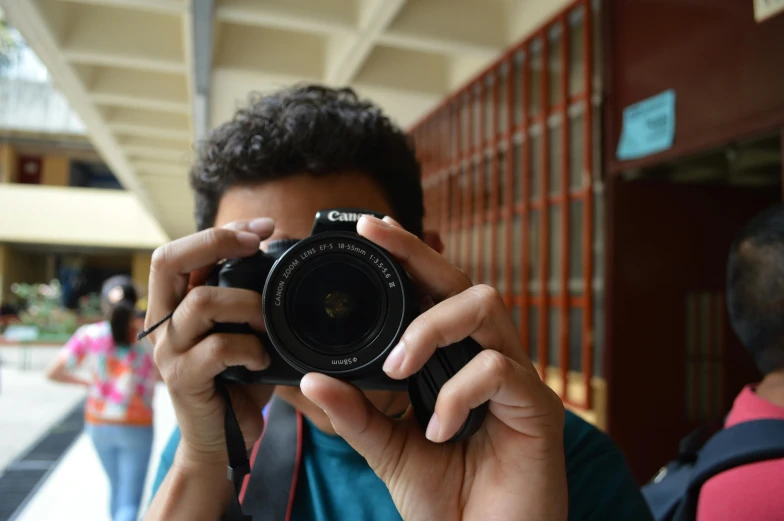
[1,346,177,521]
[0,347,85,473]
[12,386,177,521]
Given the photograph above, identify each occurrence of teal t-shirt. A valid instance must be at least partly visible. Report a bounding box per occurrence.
[151,411,653,521]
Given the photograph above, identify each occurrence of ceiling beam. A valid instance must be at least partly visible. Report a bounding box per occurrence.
[215,0,355,36]
[326,0,407,85]
[133,160,189,178]
[191,0,214,142]
[63,49,186,75]
[377,31,501,60]
[0,0,169,241]
[110,124,191,141]
[124,147,191,161]
[105,107,191,140]
[91,93,190,114]
[57,0,186,16]
[117,136,191,150]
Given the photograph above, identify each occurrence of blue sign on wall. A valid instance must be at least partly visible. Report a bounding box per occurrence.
[616,89,676,161]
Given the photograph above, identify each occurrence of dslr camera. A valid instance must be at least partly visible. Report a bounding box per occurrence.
[211,209,487,440]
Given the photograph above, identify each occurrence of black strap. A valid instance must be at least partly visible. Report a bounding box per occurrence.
[241,398,300,521]
[216,379,252,521]
[136,310,174,341]
[217,390,301,521]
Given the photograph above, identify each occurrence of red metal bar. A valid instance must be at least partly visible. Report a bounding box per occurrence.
[559,16,571,401]
[440,114,450,246]
[409,0,596,410]
[538,33,551,377]
[451,104,462,265]
[520,44,531,355]
[581,0,595,409]
[476,83,487,284]
[510,95,590,131]
[462,95,473,274]
[487,71,500,287]
[514,295,588,307]
[504,57,515,306]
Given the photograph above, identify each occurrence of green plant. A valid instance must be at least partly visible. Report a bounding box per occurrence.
[11,280,78,336]
[78,292,102,317]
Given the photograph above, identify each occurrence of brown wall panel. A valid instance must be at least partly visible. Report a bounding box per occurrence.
[606,0,784,174]
[606,177,778,480]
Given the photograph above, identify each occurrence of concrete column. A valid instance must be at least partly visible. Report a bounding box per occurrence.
[131,252,152,294]
[0,144,19,184]
[132,252,153,313]
[0,244,7,305]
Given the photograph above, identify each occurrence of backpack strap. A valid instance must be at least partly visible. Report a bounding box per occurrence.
[239,397,302,521]
[673,419,784,521]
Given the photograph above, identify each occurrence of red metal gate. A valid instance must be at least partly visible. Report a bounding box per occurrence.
[410,0,599,412]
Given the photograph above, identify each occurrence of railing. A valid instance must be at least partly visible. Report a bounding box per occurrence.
[0,77,85,134]
[0,26,84,134]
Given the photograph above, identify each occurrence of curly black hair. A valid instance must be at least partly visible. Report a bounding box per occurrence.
[727,203,784,375]
[190,85,424,237]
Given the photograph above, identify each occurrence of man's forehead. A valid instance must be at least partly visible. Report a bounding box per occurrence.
[213,173,393,233]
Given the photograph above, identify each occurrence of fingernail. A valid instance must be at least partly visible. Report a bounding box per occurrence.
[361,215,392,228]
[237,231,260,248]
[248,218,274,236]
[382,216,402,228]
[382,342,406,374]
[300,376,325,409]
[425,413,440,442]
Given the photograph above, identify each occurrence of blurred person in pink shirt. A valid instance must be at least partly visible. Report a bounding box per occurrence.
[696,204,784,521]
[46,275,157,521]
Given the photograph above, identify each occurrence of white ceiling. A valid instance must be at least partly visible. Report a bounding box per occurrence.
[2,0,573,240]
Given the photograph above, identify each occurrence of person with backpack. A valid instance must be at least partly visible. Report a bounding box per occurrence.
[46,275,157,521]
[142,85,653,521]
[643,204,784,521]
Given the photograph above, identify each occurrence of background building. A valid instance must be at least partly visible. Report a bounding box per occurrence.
[2,0,783,483]
[0,13,165,314]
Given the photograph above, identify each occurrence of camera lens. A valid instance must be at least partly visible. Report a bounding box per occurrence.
[263,233,414,378]
[288,258,385,353]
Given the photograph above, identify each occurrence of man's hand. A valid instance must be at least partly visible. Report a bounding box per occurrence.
[301,215,568,521]
[145,218,276,466]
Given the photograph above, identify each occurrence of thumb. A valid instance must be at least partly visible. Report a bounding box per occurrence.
[300,373,402,475]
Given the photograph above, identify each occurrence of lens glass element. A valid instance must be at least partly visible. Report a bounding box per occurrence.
[290,260,383,352]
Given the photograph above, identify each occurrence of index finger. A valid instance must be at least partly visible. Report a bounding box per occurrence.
[146,218,274,331]
[356,215,471,301]
[186,219,276,289]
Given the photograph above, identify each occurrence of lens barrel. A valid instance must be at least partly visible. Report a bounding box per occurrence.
[262,231,414,379]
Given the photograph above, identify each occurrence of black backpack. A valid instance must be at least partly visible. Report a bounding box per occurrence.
[641,419,784,521]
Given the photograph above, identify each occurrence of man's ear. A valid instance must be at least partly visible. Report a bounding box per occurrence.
[423,230,445,254]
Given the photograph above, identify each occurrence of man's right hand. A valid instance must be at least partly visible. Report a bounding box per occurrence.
[145,218,276,466]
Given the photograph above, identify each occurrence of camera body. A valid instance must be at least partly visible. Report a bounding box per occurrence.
[211,209,487,440]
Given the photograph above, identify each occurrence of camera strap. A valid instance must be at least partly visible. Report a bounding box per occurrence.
[216,379,252,521]
[217,382,302,521]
